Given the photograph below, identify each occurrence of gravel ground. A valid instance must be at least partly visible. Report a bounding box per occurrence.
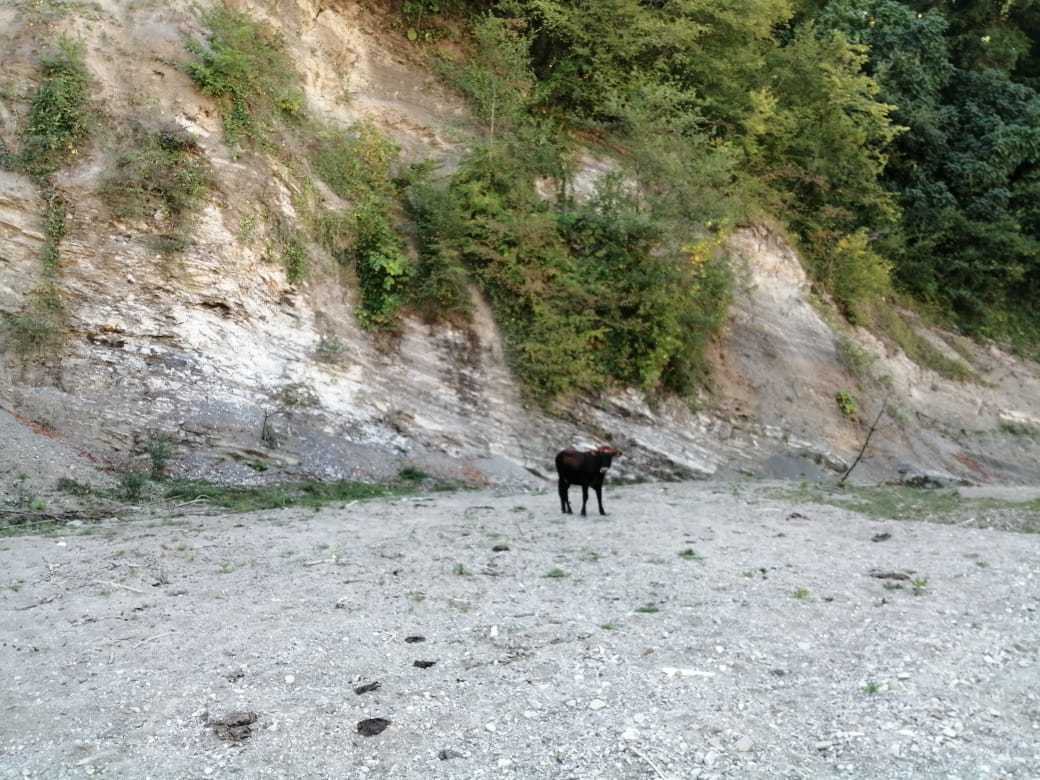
[1,481,1038,779]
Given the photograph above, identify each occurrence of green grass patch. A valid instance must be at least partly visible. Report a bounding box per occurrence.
[835,334,876,383]
[185,5,304,147]
[544,567,569,579]
[678,548,704,561]
[163,478,423,513]
[19,38,91,178]
[835,389,858,419]
[776,483,1040,532]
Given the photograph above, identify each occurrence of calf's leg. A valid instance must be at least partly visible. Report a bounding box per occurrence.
[594,484,606,516]
[558,479,571,513]
[580,484,589,516]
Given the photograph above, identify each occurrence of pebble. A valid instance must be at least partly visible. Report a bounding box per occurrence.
[589,700,606,711]
[485,723,496,733]
[622,729,639,742]
[704,750,719,767]
[734,736,753,752]
[284,675,295,685]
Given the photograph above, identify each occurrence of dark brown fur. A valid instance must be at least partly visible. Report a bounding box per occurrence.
[555,446,621,516]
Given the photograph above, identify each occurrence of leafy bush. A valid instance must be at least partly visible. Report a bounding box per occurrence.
[835,389,858,419]
[99,124,212,227]
[19,38,91,178]
[352,200,413,328]
[310,121,399,202]
[403,175,472,322]
[186,6,304,147]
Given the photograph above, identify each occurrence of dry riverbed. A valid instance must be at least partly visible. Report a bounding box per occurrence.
[1,482,1039,779]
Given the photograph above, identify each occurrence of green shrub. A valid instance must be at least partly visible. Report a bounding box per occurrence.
[310,121,399,202]
[823,231,894,326]
[120,471,147,502]
[19,38,91,178]
[836,334,877,383]
[353,199,413,328]
[99,124,212,226]
[835,389,858,419]
[403,176,472,322]
[145,433,174,480]
[3,285,64,357]
[41,192,66,273]
[186,5,304,147]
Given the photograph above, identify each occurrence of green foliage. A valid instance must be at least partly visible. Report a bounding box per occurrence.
[19,38,91,178]
[41,193,66,273]
[120,471,147,502]
[186,5,304,147]
[311,121,399,202]
[835,389,858,418]
[164,478,417,513]
[145,433,173,481]
[353,199,413,328]
[403,172,474,323]
[99,124,212,230]
[810,0,1040,350]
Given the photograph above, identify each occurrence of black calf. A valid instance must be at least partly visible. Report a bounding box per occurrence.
[555,446,621,516]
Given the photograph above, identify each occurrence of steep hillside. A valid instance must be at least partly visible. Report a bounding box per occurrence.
[2,0,1040,494]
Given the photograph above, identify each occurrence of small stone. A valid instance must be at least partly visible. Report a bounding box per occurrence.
[522,710,538,719]
[284,674,295,684]
[438,749,462,761]
[897,672,911,680]
[589,699,607,711]
[735,735,753,752]
[485,723,497,733]
[704,750,719,767]
[622,728,640,742]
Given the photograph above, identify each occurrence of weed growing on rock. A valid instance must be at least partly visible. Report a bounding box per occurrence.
[544,567,569,579]
[145,434,173,481]
[100,124,212,247]
[911,577,928,595]
[863,681,881,695]
[835,390,858,419]
[793,587,811,600]
[19,38,91,178]
[635,604,660,614]
[121,472,147,502]
[452,563,471,576]
[678,548,704,562]
[186,6,304,147]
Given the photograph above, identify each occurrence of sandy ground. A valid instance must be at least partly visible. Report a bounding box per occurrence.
[1,481,1039,779]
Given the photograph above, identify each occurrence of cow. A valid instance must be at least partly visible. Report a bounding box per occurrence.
[555,446,622,517]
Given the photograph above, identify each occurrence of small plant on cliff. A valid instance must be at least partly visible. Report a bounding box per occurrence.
[186,5,304,147]
[835,390,858,419]
[19,37,91,178]
[145,433,174,481]
[100,124,212,230]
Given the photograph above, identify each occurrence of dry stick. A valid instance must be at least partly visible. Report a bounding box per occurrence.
[134,631,176,648]
[626,745,667,780]
[93,580,145,594]
[840,396,889,485]
[14,594,59,611]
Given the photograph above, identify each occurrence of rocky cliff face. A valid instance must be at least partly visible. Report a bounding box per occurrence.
[2,0,1039,489]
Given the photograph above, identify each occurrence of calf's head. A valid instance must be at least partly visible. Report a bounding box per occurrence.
[596,445,622,472]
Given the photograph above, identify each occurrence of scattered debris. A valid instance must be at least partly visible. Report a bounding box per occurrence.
[356,718,391,737]
[209,711,258,743]
[414,660,437,669]
[492,544,510,552]
[438,749,463,761]
[869,569,912,581]
[787,512,807,521]
[872,532,892,542]
[225,669,246,683]
[354,681,381,695]
[404,635,426,643]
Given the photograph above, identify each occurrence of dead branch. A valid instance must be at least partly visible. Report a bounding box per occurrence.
[841,396,889,484]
